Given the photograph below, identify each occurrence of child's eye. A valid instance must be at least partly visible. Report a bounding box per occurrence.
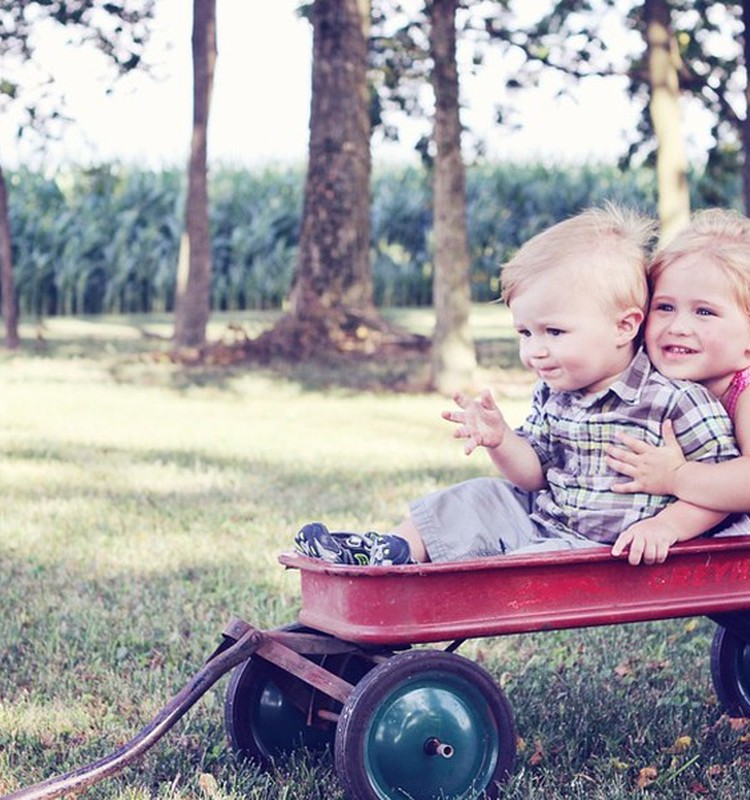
[547,328,565,337]
[653,301,674,313]
[696,307,716,317]
[517,328,531,338]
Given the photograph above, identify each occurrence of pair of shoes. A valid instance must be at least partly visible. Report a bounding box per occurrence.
[294,522,414,566]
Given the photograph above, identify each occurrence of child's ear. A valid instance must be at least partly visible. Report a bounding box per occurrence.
[616,307,645,345]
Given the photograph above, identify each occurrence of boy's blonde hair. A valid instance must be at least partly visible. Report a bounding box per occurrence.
[500,204,655,315]
[649,208,750,316]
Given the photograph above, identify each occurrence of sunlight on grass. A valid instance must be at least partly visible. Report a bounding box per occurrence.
[0,697,94,737]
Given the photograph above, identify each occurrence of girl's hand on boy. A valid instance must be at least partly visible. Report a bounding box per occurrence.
[606,420,686,496]
[442,389,509,455]
[611,516,680,566]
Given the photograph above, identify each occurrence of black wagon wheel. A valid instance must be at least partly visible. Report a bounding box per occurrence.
[224,624,376,767]
[334,649,516,800]
[711,623,750,717]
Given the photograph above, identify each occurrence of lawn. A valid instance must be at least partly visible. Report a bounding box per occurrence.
[0,308,748,799]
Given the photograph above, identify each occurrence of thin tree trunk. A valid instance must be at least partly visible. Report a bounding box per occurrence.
[645,0,690,243]
[429,0,476,393]
[174,0,216,348]
[0,163,19,349]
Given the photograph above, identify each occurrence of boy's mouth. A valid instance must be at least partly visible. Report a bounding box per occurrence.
[662,344,697,355]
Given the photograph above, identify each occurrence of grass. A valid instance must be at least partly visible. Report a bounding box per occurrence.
[1,308,748,799]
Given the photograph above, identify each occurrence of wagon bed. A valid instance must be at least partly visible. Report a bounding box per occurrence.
[279,534,750,645]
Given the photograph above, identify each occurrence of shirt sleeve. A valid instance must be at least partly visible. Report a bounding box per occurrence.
[668,384,739,462]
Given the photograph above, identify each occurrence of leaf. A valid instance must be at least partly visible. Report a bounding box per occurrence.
[198,773,219,798]
[529,739,544,766]
[636,766,658,789]
[671,734,692,753]
[614,661,633,678]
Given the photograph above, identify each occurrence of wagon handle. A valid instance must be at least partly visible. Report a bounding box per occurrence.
[1,621,264,800]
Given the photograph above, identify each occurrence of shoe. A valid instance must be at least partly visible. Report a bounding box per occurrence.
[294,522,414,566]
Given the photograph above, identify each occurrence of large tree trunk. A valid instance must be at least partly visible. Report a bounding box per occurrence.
[0,163,19,349]
[173,0,216,349]
[429,0,476,393]
[289,0,373,322]
[645,0,690,243]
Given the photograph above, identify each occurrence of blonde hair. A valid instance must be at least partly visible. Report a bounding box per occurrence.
[649,208,750,316]
[500,204,656,314]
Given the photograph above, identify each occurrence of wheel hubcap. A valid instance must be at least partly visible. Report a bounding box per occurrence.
[363,675,500,799]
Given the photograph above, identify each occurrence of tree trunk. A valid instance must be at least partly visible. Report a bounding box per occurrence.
[645,0,690,243]
[173,0,216,349]
[0,163,19,349]
[429,0,476,393]
[289,0,373,321]
[742,0,750,214]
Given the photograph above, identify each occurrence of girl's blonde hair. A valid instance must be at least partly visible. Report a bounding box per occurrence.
[500,203,656,314]
[649,209,750,316]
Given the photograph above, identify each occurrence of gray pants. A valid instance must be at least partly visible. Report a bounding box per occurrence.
[409,477,606,563]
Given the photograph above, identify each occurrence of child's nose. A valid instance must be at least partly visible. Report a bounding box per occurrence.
[527,338,550,358]
[666,312,691,335]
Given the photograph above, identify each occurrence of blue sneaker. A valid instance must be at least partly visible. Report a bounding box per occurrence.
[294,522,414,566]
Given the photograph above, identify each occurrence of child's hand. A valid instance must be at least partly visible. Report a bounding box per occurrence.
[442,389,510,455]
[611,515,681,565]
[606,420,686,496]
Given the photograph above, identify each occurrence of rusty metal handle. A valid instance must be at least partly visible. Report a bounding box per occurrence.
[2,624,264,800]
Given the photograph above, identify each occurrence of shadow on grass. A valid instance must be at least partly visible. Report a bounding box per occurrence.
[10,310,523,395]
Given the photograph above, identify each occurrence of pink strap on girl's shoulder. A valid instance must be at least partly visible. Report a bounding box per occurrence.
[724,366,750,421]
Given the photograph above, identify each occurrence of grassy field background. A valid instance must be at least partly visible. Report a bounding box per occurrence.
[1,308,749,799]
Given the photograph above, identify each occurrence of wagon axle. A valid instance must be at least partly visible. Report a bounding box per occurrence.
[424,737,455,758]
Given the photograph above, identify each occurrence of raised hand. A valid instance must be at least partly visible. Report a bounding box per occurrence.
[441,389,510,455]
[606,419,686,496]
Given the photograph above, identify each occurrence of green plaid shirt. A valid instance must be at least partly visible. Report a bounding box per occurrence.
[518,348,739,544]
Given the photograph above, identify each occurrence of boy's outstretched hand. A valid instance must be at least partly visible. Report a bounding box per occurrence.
[442,389,510,455]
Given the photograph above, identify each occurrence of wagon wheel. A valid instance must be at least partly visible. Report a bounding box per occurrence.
[224,624,375,767]
[334,649,516,800]
[711,623,750,717]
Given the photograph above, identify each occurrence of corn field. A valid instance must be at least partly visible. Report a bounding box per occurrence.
[7,160,739,317]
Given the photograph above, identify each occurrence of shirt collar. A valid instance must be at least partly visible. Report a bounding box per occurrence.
[572,347,650,407]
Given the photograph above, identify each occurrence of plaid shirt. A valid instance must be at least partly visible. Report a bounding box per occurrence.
[517,348,739,544]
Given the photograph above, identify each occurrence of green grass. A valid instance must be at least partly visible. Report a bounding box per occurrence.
[1,309,748,799]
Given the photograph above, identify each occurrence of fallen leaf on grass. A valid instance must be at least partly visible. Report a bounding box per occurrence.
[636,766,658,789]
[198,773,219,798]
[614,661,633,678]
[529,739,544,766]
[670,734,692,753]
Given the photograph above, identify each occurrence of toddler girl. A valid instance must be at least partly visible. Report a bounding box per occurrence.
[608,208,750,520]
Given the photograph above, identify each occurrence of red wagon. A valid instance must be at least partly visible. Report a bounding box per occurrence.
[7,536,750,800]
